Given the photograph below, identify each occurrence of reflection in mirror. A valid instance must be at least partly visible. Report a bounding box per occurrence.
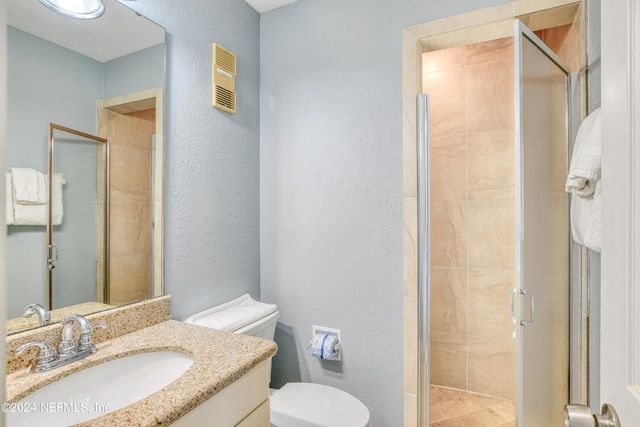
[48,124,108,310]
[6,0,166,335]
[98,88,164,307]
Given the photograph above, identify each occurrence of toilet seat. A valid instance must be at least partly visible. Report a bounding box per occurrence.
[270,382,371,427]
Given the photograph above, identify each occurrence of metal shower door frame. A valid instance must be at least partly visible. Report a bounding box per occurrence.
[416,94,430,427]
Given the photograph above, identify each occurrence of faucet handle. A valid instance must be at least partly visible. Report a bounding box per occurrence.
[16,341,56,371]
[77,321,107,352]
[92,322,107,331]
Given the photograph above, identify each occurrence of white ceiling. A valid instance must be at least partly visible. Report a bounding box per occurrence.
[7,0,165,63]
[244,0,301,14]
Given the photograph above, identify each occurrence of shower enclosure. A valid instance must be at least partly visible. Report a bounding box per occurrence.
[417,21,572,426]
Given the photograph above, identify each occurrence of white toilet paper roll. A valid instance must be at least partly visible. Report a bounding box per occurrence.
[310,333,340,360]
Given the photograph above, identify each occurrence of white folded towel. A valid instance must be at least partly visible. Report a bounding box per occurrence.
[566,108,602,252]
[10,167,47,204]
[184,294,278,332]
[11,173,65,226]
[566,108,601,196]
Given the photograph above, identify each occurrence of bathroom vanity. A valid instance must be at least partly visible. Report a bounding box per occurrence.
[5,296,277,426]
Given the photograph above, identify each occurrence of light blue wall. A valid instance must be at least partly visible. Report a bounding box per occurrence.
[104,44,165,98]
[259,0,510,424]
[118,0,261,320]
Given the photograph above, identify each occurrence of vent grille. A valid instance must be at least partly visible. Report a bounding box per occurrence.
[214,85,236,113]
[212,43,237,114]
[214,44,236,74]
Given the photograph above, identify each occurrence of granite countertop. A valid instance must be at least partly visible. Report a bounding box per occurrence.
[5,320,278,426]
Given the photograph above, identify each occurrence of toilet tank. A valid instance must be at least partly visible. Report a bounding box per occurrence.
[184,294,280,341]
[235,310,280,340]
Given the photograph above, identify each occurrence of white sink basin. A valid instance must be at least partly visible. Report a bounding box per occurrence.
[7,351,193,427]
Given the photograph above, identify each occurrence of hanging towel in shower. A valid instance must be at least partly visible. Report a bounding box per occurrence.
[566,108,601,252]
[566,108,601,195]
[572,180,601,252]
[9,167,47,204]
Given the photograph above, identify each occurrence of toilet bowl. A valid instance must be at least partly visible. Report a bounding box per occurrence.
[184,294,371,427]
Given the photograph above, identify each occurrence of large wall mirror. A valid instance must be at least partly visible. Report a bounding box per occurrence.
[6,0,166,334]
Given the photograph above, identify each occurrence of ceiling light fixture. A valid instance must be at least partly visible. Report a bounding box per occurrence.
[37,0,105,19]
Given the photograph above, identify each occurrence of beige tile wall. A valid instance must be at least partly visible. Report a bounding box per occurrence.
[535,6,585,74]
[104,109,155,306]
[423,37,516,400]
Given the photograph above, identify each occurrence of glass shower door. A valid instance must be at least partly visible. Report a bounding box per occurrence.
[49,124,108,310]
[514,20,571,426]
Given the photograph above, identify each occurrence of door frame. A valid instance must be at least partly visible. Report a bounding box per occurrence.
[97,87,165,302]
[402,1,586,425]
[600,0,640,423]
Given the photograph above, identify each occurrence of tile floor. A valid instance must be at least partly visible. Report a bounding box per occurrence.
[430,385,515,427]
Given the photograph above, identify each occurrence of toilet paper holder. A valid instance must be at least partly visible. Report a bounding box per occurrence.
[310,325,342,361]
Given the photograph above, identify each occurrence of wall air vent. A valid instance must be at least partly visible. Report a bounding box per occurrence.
[215,86,236,112]
[212,43,237,114]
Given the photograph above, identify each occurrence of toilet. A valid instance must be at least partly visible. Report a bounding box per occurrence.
[184,294,371,427]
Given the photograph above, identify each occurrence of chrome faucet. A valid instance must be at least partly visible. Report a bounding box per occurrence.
[16,315,107,372]
[60,314,107,354]
[20,303,51,326]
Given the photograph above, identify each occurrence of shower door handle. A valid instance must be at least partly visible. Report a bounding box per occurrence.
[520,289,535,326]
[48,245,58,271]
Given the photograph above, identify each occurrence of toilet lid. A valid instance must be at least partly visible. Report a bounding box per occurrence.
[270,382,371,427]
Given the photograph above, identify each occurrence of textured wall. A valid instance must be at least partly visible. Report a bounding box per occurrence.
[259,0,510,424]
[117,0,261,320]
